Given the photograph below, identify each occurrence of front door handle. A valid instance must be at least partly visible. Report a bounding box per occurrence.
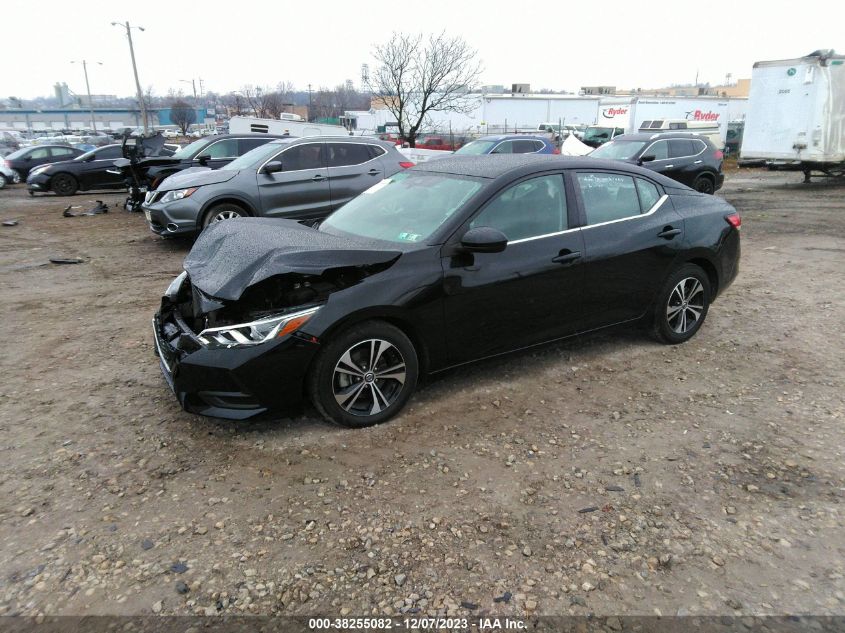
[664,164,674,169]
[657,227,682,239]
[552,250,582,264]
[312,174,325,182]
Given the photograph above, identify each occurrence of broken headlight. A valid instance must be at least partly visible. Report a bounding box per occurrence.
[197,306,320,348]
[159,187,198,204]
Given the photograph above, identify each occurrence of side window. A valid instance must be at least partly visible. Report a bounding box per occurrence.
[470,175,567,241]
[644,141,669,160]
[203,139,238,159]
[238,138,269,154]
[279,143,324,171]
[95,146,122,159]
[368,145,387,158]
[669,139,696,158]
[636,178,661,211]
[30,148,51,159]
[577,172,641,225]
[327,143,372,167]
[490,141,513,154]
[511,139,538,153]
[50,147,75,158]
[691,139,707,154]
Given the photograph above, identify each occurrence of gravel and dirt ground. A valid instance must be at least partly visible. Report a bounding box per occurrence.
[0,169,843,620]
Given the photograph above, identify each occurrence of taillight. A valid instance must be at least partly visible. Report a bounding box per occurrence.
[725,213,741,229]
[714,149,724,160]
[4,160,10,168]
[552,148,561,155]
[398,161,415,169]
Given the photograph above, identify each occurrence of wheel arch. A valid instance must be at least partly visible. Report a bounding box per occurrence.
[309,307,431,378]
[198,196,256,227]
[685,255,719,299]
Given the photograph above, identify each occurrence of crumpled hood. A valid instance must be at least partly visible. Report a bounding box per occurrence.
[159,167,237,191]
[184,218,402,301]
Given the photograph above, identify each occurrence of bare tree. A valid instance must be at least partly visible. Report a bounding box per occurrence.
[221,92,247,116]
[368,32,482,147]
[170,100,196,135]
[241,82,296,119]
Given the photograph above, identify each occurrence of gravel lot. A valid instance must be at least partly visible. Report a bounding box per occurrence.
[0,169,843,619]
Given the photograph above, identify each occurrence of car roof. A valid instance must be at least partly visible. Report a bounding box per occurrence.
[613,132,713,143]
[475,134,549,142]
[266,136,393,147]
[210,133,288,139]
[411,154,688,188]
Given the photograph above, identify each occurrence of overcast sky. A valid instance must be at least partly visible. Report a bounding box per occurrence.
[2,0,841,100]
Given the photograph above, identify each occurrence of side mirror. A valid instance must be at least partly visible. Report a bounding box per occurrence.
[263,161,283,174]
[460,226,508,253]
[196,153,211,165]
[639,154,656,164]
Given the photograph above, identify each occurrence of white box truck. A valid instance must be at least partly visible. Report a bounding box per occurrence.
[228,116,351,138]
[741,50,845,181]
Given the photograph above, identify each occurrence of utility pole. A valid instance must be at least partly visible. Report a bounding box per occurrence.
[112,21,148,133]
[180,78,197,103]
[71,60,102,133]
[307,83,313,122]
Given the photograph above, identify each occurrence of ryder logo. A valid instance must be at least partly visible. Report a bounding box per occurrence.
[685,110,720,122]
[602,107,628,118]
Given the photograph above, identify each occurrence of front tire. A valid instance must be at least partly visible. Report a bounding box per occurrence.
[51,173,79,196]
[11,170,21,184]
[201,203,245,229]
[0,174,6,189]
[651,264,711,344]
[307,321,419,428]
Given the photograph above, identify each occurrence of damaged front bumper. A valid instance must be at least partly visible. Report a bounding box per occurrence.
[26,172,51,193]
[153,275,321,420]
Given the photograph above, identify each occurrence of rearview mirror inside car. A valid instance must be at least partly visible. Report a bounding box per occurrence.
[640,154,656,163]
[263,161,283,174]
[460,226,508,253]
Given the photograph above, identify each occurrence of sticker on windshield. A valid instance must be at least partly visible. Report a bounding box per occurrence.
[363,179,392,194]
[397,232,422,242]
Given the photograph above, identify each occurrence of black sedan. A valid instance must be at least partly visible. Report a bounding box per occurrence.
[3,145,85,181]
[26,144,126,195]
[589,132,725,194]
[154,155,740,427]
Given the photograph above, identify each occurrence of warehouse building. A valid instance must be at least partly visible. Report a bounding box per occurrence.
[0,107,208,132]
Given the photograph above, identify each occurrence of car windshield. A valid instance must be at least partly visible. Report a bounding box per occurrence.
[171,138,209,160]
[583,127,615,142]
[223,142,286,171]
[590,140,648,160]
[320,172,482,244]
[454,140,498,155]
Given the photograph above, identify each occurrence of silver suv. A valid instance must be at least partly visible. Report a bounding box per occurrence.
[142,136,411,236]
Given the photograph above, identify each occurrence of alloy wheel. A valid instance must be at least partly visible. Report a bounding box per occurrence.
[332,339,406,417]
[666,277,705,334]
[210,209,242,223]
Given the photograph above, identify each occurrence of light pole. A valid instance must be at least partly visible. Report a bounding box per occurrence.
[71,60,102,133]
[111,21,148,133]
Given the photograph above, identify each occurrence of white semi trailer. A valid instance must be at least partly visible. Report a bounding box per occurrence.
[741,50,845,181]
[227,116,351,137]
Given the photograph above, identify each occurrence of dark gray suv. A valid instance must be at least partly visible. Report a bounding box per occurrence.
[142,137,411,236]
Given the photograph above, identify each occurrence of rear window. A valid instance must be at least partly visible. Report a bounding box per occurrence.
[327,143,372,167]
[669,139,696,158]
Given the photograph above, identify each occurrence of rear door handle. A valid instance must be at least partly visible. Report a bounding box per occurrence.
[664,164,674,169]
[552,250,582,264]
[367,169,379,175]
[693,160,703,164]
[657,227,682,239]
[312,174,325,182]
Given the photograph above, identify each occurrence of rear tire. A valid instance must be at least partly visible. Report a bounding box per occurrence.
[0,174,6,189]
[651,264,711,345]
[307,320,419,428]
[11,170,21,184]
[693,174,715,194]
[51,173,78,196]
[201,203,246,229]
